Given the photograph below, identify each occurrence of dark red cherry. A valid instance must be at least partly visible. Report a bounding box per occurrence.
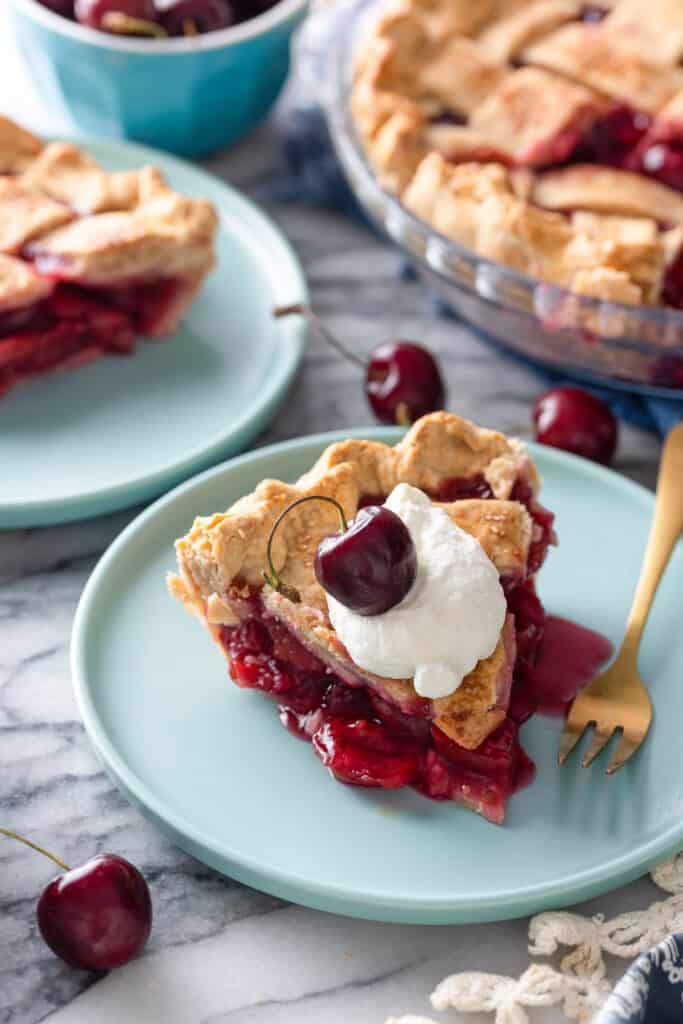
[38,0,75,16]
[37,855,152,971]
[75,0,157,28]
[662,248,683,309]
[315,505,417,616]
[533,387,618,465]
[161,0,234,34]
[577,105,651,167]
[273,306,446,426]
[366,341,446,425]
[231,0,276,20]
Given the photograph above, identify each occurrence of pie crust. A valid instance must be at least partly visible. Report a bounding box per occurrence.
[352,0,683,308]
[0,116,217,395]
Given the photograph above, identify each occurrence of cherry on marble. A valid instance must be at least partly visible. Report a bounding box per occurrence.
[532,386,618,465]
[273,304,446,426]
[1,828,151,972]
[366,340,445,425]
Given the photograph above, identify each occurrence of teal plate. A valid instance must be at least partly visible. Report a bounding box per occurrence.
[72,431,683,924]
[0,138,306,529]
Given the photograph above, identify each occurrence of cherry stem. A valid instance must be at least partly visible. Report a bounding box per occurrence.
[263,495,349,602]
[273,305,366,370]
[101,12,168,36]
[0,827,70,873]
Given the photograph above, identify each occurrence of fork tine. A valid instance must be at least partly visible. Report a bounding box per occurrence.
[606,733,643,775]
[581,727,614,768]
[557,722,588,765]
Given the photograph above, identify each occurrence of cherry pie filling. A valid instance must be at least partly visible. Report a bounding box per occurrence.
[217,475,562,824]
[0,276,189,394]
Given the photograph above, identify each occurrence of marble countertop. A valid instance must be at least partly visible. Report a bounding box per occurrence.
[0,15,666,1024]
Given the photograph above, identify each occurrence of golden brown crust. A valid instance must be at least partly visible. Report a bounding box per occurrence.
[19,143,157,215]
[402,155,669,306]
[532,165,683,226]
[521,23,683,113]
[352,0,683,307]
[0,117,217,324]
[27,171,217,287]
[0,179,74,254]
[169,412,542,749]
[0,116,42,174]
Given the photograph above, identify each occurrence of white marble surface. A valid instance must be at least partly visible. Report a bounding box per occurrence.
[0,12,667,1024]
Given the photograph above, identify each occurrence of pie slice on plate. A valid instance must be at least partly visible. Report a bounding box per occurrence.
[169,412,557,824]
[0,118,217,397]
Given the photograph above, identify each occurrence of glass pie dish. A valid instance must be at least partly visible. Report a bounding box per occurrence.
[296,0,683,397]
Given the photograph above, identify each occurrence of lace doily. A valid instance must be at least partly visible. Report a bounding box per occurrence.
[386,852,683,1024]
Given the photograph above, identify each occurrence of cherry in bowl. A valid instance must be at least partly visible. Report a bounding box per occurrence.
[75,0,157,29]
[161,0,235,35]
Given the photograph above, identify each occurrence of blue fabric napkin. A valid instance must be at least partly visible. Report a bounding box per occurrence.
[265,104,683,438]
[596,934,683,1024]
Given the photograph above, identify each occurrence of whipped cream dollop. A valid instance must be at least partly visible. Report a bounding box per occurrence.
[326,483,506,699]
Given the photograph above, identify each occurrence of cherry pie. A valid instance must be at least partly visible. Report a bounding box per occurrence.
[352,0,683,309]
[0,117,217,397]
[169,412,558,823]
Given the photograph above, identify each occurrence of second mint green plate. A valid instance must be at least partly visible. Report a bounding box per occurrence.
[72,432,683,924]
[0,137,306,528]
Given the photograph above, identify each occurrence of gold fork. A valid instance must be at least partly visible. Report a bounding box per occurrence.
[558,422,683,775]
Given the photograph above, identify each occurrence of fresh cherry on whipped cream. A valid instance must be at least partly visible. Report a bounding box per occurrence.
[262,495,417,616]
[316,504,417,615]
[1,827,151,971]
[273,304,446,426]
[532,386,618,465]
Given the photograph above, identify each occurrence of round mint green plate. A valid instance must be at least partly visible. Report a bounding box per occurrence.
[0,138,306,529]
[71,431,683,924]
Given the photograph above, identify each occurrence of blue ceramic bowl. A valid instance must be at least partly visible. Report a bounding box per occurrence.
[7,0,308,156]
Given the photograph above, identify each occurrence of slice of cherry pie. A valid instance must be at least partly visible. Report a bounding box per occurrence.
[169,412,557,823]
[352,0,683,309]
[0,118,217,397]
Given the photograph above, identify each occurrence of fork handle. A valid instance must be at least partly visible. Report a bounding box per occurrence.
[620,422,683,666]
